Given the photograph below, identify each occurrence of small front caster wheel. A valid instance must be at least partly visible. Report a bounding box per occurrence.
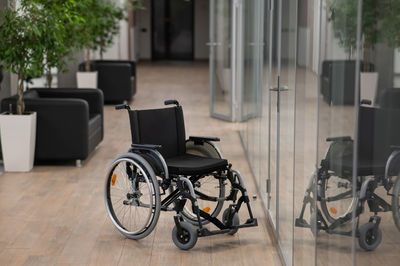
[222,208,240,235]
[358,222,382,251]
[172,221,198,250]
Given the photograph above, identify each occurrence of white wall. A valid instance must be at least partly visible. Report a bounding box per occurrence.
[97,0,130,60]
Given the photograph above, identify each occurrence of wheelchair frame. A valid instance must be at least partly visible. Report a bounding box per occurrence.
[295,136,400,251]
[105,101,258,250]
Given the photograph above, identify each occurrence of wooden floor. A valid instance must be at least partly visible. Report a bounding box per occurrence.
[0,62,281,266]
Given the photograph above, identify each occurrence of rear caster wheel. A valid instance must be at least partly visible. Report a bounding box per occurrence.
[222,208,239,235]
[358,222,382,251]
[172,222,198,250]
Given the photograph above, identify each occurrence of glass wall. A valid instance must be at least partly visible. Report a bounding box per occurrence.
[210,0,233,120]
[236,0,400,265]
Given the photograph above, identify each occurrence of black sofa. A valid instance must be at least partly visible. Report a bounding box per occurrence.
[321,60,374,105]
[1,88,104,163]
[79,60,136,103]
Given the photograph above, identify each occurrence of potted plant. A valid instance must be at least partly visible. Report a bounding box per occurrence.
[75,0,125,88]
[33,0,85,88]
[327,0,380,104]
[0,1,46,171]
[381,1,400,75]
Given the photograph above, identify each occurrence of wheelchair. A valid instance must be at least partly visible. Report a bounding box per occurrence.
[104,100,257,250]
[296,102,400,251]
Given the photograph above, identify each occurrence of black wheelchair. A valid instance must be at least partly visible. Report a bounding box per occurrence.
[104,100,257,250]
[296,102,400,251]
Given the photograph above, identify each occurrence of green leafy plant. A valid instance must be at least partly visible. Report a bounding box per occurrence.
[380,1,400,51]
[75,0,126,72]
[0,1,46,114]
[327,0,380,72]
[29,0,86,87]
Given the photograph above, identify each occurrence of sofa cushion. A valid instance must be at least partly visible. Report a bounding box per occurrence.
[24,90,39,99]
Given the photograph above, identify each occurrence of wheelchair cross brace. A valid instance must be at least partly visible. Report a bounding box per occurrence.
[295,167,387,239]
[171,168,258,238]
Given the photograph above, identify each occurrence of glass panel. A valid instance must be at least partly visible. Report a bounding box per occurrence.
[277,0,297,264]
[355,0,400,265]
[241,0,264,182]
[268,0,280,230]
[260,0,272,214]
[210,0,232,119]
[293,0,319,264]
[242,0,262,120]
[315,0,358,264]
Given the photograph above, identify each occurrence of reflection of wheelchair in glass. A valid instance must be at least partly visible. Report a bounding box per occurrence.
[104,100,257,250]
[296,103,400,251]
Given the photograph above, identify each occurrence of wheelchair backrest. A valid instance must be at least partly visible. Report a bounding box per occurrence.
[128,106,186,158]
[358,106,400,163]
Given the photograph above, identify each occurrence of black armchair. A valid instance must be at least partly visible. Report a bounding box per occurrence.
[79,60,136,103]
[320,60,374,105]
[1,88,104,163]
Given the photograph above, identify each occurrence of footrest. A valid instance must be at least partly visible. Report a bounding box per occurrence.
[295,218,310,228]
[238,218,258,228]
[197,219,258,238]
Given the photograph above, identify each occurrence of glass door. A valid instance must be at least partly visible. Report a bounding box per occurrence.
[242,0,263,121]
[210,0,233,120]
[267,0,297,264]
[277,0,297,264]
[267,0,280,231]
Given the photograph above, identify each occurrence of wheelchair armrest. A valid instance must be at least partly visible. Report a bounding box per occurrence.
[326,136,352,142]
[391,145,400,151]
[189,136,221,144]
[131,144,162,150]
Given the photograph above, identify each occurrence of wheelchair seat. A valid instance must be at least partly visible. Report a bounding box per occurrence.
[128,104,228,176]
[166,153,227,175]
[328,154,387,177]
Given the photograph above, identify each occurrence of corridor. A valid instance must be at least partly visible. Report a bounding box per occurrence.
[0,62,281,266]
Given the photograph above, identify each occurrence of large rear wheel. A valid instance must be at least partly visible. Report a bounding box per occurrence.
[391,174,400,231]
[319,173,355,224]
[105,155,161,239]
[181,140,226,225]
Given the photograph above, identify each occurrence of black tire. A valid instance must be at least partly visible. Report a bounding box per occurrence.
[172,222,198,250]
[222,208,239,235]
[391,174,400,231]
[105,153,161,240]
[319,173,353,224]
[358,222,382,251]
[181,140,226,225]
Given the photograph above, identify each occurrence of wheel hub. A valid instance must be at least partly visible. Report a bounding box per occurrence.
[178,229,190,243]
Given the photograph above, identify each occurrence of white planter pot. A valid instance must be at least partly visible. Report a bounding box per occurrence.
[360,72,379,105]
[76,71,98,89]
[0,112,37,172]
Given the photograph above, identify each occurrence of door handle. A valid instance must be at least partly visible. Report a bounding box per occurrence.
[269,86,289,92]
[248,42,266,46]
[206,42,222,46]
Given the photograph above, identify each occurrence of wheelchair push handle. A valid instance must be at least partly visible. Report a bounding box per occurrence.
[115,104,131,110]
[164,99,180,107]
